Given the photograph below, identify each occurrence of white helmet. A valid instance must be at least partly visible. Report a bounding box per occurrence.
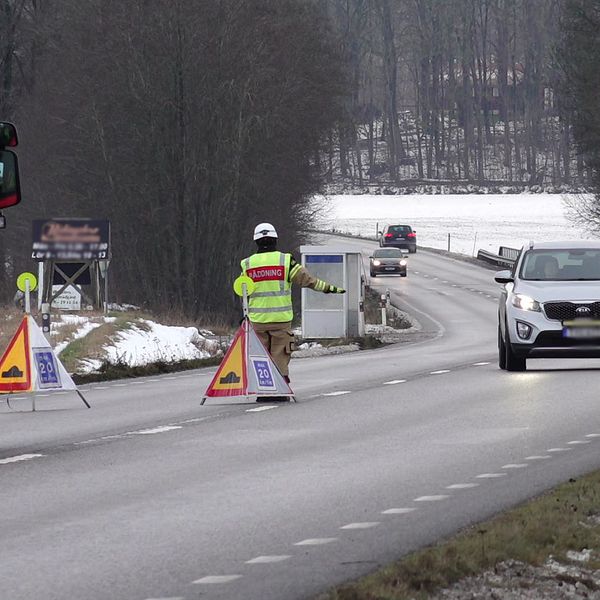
[253,222,278,241]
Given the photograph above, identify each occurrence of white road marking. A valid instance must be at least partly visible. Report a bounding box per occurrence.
[442,280,448,283]
[446,483,479,489]
[245,555,291,564]
[128,426,182,435]
[476,473,507,478]
[340,522,380,529]
[568,440,591,445]
[192,575,242,584]
[547,448,572,452]
[113,384,127,387]
[472,362,490,366]
[130,381,148,385]
[525,455,552,460]
[430,370,450,375]
[586,433,600,438]
[382,508,417,515]
[502,464,529,469]
[93,386,109,390]
[246,406,278,412]
[0,453,44,465]
[163,376,178,380]
[383,379,407,385]
[294,538,337,546]
[414,495,450,502]
[323,391,351,396]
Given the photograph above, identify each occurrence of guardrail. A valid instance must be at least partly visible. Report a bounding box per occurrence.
[477,248,517,268]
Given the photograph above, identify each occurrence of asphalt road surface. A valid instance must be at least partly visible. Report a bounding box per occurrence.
[3,239,600,600]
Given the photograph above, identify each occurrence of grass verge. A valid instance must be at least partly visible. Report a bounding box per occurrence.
[317,472,600,599]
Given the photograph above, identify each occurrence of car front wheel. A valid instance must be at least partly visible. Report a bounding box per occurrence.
[498,325,506,369]
[504,322,526,371]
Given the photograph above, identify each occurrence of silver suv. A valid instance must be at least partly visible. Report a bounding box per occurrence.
[495,241,600,371]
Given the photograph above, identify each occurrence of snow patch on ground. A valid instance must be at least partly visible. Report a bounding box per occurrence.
[102,320,220,368]
[320,193,594,256]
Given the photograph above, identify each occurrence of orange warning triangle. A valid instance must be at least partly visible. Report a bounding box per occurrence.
[205,325,247,397]
[0,316,32,393]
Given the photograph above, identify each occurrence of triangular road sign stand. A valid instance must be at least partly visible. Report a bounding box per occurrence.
[201,318,295,404]
[0,315,90,411]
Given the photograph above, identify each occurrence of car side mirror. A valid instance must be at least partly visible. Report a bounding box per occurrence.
[0,122,18,148]
[0,149,21,209]
[494,270,513,284]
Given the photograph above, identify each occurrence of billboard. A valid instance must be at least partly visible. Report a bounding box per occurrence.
[32,219,110,261]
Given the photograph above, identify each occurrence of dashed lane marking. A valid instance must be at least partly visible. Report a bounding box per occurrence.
[473,362,490,366]
[127,426,182,435]
[383,379,407,385]
[246,555,291,564]
[340,522,380,530]
[430,370,450,375]
[586,434,600,438]
[382,508,417,515]
[446,483,479,489]
[192,575,242,584]
[502,464,529,469]
[294,538,337,546]
[322,391,351,396]
[568,440,591,445]
[547,448,572,452]
[93,386,109,390]
[0,453,44,465]
[246,406,278,413]
[414,495,450,502]
[476,473,507,478]
[113,384,127,387]
[525,455,552,460]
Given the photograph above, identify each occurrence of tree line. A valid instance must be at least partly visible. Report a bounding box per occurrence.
[0,0,348,319]
[324,0,583,189]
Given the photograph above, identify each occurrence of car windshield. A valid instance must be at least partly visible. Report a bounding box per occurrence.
[388,225,411,233]
[373,249,403,258]
[520,249,600,281]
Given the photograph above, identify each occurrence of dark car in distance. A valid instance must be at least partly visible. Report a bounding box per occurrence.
[379,224,417,253]
[370,247,408,277]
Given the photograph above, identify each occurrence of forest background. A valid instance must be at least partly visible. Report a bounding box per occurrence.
[1,0,598,321]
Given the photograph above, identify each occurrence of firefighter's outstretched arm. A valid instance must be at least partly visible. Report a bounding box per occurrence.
[289,258,346,293]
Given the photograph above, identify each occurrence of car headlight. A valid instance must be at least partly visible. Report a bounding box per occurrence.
[372,260,381,266]
[400,260,407,266]
[511,293,541,312]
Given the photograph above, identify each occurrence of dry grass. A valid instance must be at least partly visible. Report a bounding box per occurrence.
[318,472,600,599]
[0,306,26,355]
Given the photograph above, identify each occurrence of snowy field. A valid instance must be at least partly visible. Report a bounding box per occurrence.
[317,194,594,256]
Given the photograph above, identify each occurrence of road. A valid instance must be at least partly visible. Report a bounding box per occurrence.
[3,239,600,600]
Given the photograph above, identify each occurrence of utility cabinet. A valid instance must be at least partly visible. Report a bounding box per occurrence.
[300,246,365,339]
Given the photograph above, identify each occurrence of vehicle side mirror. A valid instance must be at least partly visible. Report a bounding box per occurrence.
[0,122,18,148]
[377,231,382,236]
[0,149,21,209]
[494,270,513,284]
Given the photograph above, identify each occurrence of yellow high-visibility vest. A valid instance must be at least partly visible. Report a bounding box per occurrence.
[241,251,293,323]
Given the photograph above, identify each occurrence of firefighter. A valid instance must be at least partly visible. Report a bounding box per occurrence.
[241,222,345,383]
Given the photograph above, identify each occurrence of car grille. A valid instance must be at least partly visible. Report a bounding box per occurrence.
[543,301,600,321]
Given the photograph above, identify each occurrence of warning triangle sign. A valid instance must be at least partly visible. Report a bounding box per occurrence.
[202,319,294,403]
[0,317,31,392]
[0,316,88,406]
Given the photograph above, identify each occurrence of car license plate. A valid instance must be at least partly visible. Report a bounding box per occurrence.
[562,319,600,339]
[385,267,396,271]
